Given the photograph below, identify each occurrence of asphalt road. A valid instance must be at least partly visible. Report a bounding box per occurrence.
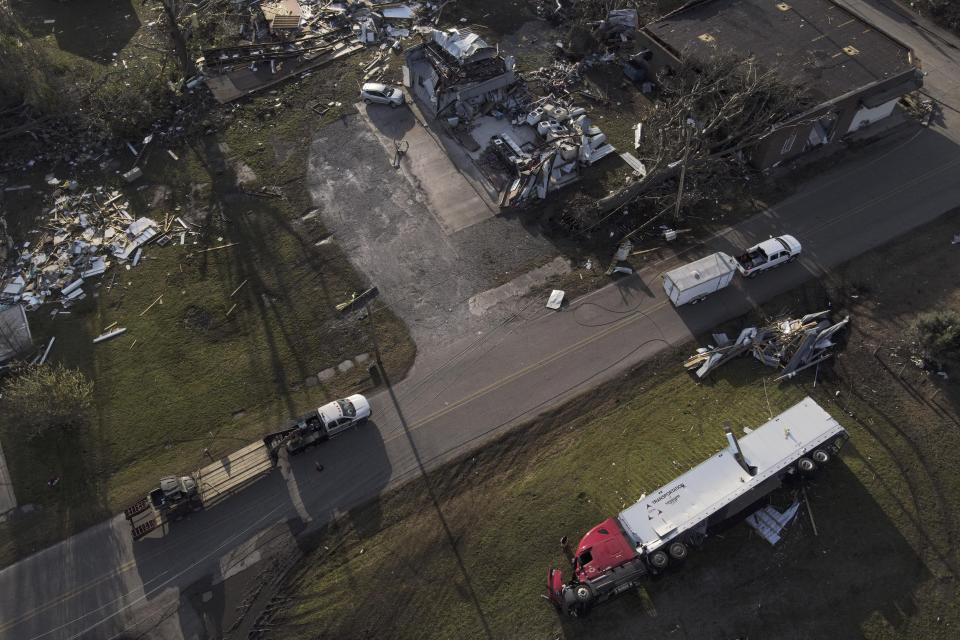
[2,2,960,639]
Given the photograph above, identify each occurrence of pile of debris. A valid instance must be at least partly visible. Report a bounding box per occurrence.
[684,311,849,381]
[198,2,428,102]
[498,100,616,207]
[0,185,185,311]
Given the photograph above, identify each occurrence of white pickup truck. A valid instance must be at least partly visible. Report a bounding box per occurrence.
[735,235,802,277]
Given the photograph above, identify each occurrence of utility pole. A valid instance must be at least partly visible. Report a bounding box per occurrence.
[673,122,694,222]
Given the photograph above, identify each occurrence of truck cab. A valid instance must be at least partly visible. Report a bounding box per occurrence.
[736,235,801,277]
[149,475,199,518]
[546,518,648,616]
[285,394,372,454]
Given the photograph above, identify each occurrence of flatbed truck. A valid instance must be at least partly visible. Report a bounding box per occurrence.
[124,440,275,539]
[546,397,848,616]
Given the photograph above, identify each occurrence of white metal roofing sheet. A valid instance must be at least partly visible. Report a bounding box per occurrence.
[617,397,844,552]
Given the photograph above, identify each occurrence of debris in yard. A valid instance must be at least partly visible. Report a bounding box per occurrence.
[93,327,127,344]
[684,311,849,380]
[744,501,801,545]
[230,279,248,298]
[139,295,164,317]
[38,337,55,365]
[0,186,185,313]
[196,0,434,103]
[546,289,565,310]
[122,167,144,183]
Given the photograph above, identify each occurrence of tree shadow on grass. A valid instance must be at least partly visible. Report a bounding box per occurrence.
[11,0,140,64]
[170,134,364,419]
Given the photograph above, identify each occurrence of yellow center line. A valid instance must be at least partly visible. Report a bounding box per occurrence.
[383,297,671,442]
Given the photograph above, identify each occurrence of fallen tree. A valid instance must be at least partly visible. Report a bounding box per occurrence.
[567,52,813,233]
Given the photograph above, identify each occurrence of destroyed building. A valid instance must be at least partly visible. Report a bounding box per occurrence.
[637,0,923,169]
[404,29,517,119]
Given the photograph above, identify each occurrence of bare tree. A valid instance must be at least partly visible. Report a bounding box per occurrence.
[579,53,812,231]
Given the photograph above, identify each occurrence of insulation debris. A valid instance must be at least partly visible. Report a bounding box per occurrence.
[684,311,849,380]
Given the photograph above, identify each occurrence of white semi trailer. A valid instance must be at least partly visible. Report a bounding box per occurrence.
[546,397,849,617]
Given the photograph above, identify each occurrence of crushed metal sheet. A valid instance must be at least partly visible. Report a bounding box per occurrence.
[684,311,849,379]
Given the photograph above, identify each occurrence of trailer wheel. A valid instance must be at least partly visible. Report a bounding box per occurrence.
[812,449,830,464]
[797,457,816,473]
[649,550,669,570]
[668,541,688,560]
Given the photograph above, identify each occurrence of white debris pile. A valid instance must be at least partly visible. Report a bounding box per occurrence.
[499,101,616,207]
[0,187,180,311]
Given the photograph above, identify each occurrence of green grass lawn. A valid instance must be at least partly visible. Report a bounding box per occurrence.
[0,27,415,565]
[267,212,960,639]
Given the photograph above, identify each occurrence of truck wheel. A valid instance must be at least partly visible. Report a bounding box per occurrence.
[798,457,816,473]
[668,541,688,560]
[812,449,830,464]
[649,550,669,570]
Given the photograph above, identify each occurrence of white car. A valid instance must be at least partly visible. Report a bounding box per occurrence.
[318,393,371,430]
[736,235,802,277]
[361,82,405,108]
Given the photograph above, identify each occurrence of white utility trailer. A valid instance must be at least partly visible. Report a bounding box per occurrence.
[663,252,738,306]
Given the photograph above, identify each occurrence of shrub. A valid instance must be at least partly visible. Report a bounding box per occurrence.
[0,364,93,441]
[912,310,960,362]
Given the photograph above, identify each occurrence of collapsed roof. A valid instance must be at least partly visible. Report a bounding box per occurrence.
[432,28,497,63]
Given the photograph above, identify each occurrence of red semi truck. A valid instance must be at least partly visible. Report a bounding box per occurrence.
[546,397,848,616]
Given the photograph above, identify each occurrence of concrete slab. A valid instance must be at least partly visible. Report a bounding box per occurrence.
[357,102,497,234]
[468,256,572,316]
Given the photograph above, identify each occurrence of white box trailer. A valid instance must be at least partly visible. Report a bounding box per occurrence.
[663,252,738,306]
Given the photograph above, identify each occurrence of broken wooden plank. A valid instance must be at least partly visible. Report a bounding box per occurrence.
[93,327,127,343]
[230,279,248,298]
[139,295,163,317]
[39,337,56,365]
[194,242,238,254]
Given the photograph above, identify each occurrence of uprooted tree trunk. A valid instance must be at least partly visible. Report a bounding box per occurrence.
[583,53,813,231]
